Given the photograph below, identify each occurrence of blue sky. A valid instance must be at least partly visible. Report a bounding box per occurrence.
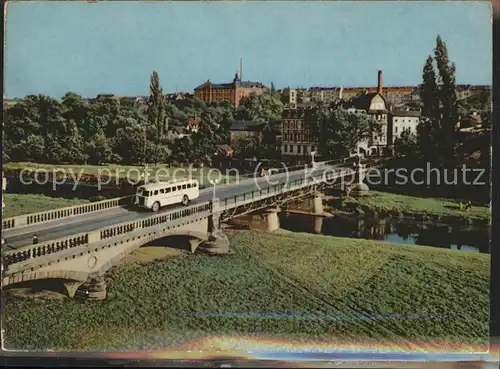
[4,1,492,98]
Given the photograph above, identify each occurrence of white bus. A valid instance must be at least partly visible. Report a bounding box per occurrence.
[134,179,200,212]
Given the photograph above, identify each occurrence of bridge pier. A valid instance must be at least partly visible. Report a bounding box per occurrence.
[63,280,86,298]
[75,276,107,301]
[349,163,369,197]
[265,206,280,232]
[204,200,230,254]
[312,193,324,215]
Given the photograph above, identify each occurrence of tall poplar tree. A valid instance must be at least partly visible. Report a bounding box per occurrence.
[417,35,458,168]
[147,71,166,137]
[434,35,458,168]
[417,56,440,164]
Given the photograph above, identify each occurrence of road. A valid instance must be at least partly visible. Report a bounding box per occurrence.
[3,163,348,249]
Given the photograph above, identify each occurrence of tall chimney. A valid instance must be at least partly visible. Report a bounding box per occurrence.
[377,70,383,94]
[239,58,243,81]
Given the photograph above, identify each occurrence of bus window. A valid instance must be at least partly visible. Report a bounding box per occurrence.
[143,190,150,196]
[154,190,158,195]
[166,187,171,193]
[172,187,176,192]
[182,184,187,189]
[192,182,197,187]
[160,189,165,194]
[177,185,181,191]
[187,184,191,189]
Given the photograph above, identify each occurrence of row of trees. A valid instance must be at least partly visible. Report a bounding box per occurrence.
[393,35,491,170]
[3,72,284,165]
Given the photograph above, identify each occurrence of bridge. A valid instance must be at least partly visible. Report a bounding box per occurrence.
[1,160,374,300]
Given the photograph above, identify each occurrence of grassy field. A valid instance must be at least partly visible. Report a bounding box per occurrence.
[3,193,89,218]
[340,190,490,223]
[3,162,250,187]
[3,230,489,351]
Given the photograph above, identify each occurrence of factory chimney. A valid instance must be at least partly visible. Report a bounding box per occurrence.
[240,58,243,81]
[377,70,383,94]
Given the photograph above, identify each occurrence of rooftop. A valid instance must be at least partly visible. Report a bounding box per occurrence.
[229,120,267,131]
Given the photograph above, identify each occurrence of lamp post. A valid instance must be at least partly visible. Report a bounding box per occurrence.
[210,178,220,202]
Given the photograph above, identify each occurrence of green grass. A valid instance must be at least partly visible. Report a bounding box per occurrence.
[340,190,490,223]
[3,162,249,187]
[3,193,89,218]
[2,230,489,351]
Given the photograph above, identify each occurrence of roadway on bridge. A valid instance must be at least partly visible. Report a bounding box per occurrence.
[4,163,347,249]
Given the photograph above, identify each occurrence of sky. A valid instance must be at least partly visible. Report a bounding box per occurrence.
[4,1,493,99]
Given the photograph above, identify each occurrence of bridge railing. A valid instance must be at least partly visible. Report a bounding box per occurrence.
[219,167,356,210]
[2,195,135,231]
[2,201,213,269]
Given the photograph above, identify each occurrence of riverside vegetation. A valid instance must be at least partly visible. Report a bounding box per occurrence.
[3,230,489,351]
[334,190,490,225]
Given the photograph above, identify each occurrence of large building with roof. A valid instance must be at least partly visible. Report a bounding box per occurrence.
[193,73,268,107]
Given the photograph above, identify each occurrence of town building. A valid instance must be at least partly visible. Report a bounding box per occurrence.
[280,107,319,161]
[193,73,268,107]
[281,88,297,107]
[346,70,389,157]
[167,126,191,141]
[309,87,343,103]
[387,109,421,148]
[228,120,269,147]
[457,112,482,130]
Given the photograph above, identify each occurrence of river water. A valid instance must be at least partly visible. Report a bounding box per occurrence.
[279,213,490,254]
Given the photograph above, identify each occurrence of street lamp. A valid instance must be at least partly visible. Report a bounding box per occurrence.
[210,178,220,201]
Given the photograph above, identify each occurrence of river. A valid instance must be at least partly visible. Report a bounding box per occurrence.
[279,212,490,254]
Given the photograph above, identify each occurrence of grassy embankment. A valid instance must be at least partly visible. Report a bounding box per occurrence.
[336,190,490,225]
[3,193,89,218]
[3,230,489,351]
[3,162,250,188]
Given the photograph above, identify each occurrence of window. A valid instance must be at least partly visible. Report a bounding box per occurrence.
[395,127,398,133]
[192,182,197,187]
[177,185,182,190]
[160,189,165,194]
[182,184,187,189]
[187,183,191,189]
[172,187,176,192]
[166,187,171,193]
[297,146,301,154]
[154,190,158,195]
[143,190,150,197]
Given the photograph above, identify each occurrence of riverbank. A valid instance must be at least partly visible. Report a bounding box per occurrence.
[3,230,489,351]
[332,190,490,226]
[3,193,89,218]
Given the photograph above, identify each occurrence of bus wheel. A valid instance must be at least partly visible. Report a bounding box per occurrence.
[182,195,190,206]
[152,202,160,212]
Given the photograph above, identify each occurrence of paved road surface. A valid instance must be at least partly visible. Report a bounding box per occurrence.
[3,163,347,249]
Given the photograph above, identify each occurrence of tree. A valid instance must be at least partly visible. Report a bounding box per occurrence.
[113,124,148,164]
[235,91,283,122]
[434,34,458,168]
[234,135,259,159]
[311,105,380,159]
[417,35,459,168]
[147,71,166,137]
[394,129,418,157]
[417,55,440,164]
[85,133,112,165]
